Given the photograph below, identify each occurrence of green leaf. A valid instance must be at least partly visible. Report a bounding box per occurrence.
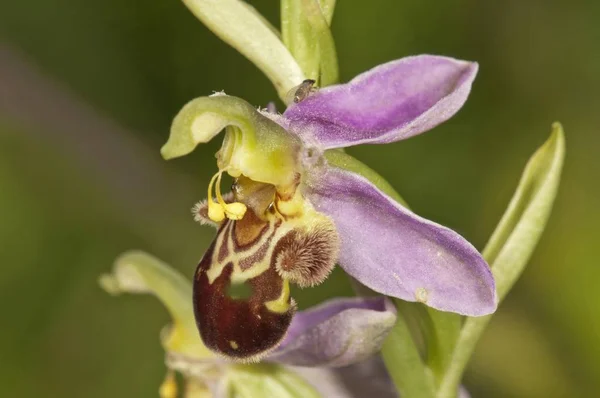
[483,122,566,300]
[225,364,321,398]
[281,0,338,87]
[437,123,566,398]
[182,0,305,101]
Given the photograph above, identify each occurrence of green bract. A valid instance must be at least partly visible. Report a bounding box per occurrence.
[437,123,566,398]
[281,0,339,87]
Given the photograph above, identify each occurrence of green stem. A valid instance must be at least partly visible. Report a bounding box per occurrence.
[436,316,490,398]
[424,308,461,384]
[381,300,436,398]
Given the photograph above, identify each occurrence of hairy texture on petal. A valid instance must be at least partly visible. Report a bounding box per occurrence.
[267,297,397,367]
[306,167,497,316]
[283,55,477,149]
[273,221,340,288]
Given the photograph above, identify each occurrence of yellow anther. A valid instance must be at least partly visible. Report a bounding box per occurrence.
[215,171,247,220]
[224,202,247,220]
[159,370,177,398]
[206,170,248,221]
[208,204,226,222]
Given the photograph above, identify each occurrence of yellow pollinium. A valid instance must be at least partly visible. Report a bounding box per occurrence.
[207,171,247,222]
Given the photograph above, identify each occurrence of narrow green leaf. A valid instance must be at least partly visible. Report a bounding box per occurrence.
[484,123,566,299]
[437,123,566,398]
[182,0,305,101]
[226,364,321,398]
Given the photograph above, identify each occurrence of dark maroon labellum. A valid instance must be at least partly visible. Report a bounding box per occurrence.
[193,220,295,361]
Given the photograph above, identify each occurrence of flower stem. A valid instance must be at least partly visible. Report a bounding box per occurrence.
[381,299,436,398]
[423,308,461,384]
[435,315,490,398]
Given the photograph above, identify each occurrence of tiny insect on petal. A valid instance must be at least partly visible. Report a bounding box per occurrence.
[285,79,317,105]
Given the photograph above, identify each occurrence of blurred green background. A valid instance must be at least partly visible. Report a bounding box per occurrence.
[1,1,598,397]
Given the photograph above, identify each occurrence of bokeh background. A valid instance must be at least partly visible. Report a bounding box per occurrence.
[1,1,599,397]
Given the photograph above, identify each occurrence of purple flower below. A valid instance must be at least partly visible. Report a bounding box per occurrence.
[269,296,397,367]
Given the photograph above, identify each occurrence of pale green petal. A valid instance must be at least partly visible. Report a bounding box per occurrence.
[162,95,301,191]
[317,0,337,25]
[182,0,305,100]
[99,250,211,358]
[302,0,338,86]
[281,0,319,82]
[281,0,338,87]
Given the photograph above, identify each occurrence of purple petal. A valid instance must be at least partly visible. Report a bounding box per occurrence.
[283,55,477,149]
[306,166,497,316]
[267,297,397,367]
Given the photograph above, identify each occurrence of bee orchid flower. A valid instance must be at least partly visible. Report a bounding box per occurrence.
[160,54,497,362]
